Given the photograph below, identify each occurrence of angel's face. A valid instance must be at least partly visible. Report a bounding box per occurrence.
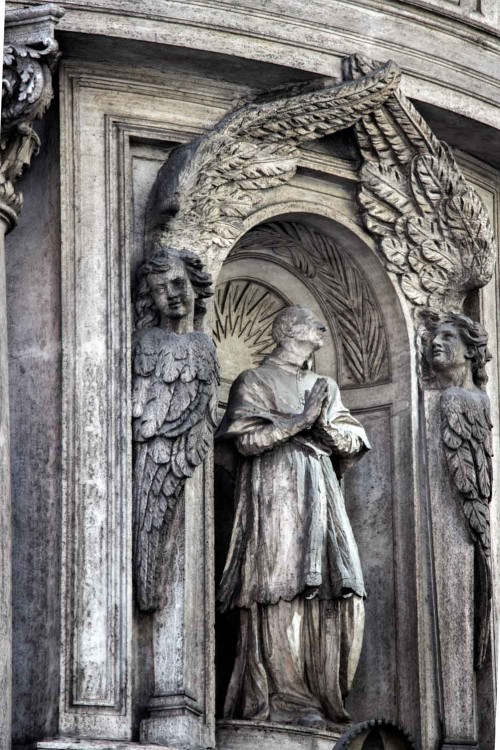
[430,323,469,371]
[148,262,195,321]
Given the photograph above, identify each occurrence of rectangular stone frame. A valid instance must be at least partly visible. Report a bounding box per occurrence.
[53,59,500,749]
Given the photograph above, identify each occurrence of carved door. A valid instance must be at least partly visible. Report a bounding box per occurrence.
[213,218,415,724]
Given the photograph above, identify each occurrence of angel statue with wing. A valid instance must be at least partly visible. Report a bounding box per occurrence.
[132,246,219,612]
[421,310,493,669]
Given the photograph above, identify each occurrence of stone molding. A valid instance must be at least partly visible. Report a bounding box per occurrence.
[7,0,500,132]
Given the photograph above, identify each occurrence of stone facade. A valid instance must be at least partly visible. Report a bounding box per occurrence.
[3,2,500,750]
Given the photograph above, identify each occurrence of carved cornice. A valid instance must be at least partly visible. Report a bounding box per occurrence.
[1,4,63,231]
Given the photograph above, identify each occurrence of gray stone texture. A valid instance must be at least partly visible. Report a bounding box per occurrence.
[2,2,500,750]
[6,109,62,746]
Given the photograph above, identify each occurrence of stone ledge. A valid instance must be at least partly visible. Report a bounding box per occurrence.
[37,740,180,750]
[216,720,343,750]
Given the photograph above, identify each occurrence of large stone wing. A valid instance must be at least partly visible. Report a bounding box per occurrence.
[343,54,495,312]
[146,60,400,253]
[441,389,493,668]
[132,333,219,611]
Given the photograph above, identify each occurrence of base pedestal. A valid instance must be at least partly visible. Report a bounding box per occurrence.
[216,720,343,750]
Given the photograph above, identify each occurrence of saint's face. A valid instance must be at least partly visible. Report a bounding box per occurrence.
[291,312,327,351]
[147,262,195,320]
[430,323,469,371]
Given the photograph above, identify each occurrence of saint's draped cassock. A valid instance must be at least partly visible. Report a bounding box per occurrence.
[216,348,370,727]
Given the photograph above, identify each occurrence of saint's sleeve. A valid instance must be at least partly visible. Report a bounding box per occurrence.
[216,370,309,456]
[313,378,371,468]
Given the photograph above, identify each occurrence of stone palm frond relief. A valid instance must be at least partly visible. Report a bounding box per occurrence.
[235,222,388,385]
[145,61,401,257]
[343,54,495,312]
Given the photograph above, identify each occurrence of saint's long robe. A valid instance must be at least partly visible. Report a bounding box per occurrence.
[217,351,370,612]
[216,350,370,725]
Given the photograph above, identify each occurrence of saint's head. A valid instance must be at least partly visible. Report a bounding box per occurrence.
[134,246,213,331]
[272,306,327,354]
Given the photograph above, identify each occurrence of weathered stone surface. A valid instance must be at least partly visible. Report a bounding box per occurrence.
[3,9,497,749]
[1,7,62,750]
[7,109,62,746]
[217,720,342,750]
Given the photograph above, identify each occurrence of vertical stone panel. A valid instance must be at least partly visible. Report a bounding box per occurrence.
[424,391,477,745]
[58,74,132,738]
[344,407,398,720]
[0,221,12,750]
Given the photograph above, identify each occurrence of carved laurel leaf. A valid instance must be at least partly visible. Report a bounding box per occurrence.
[235,222,388,384]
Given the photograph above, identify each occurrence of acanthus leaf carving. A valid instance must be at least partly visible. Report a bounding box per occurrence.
[145,61,401,261]
[343,54,496,313]
[1,34,61,225]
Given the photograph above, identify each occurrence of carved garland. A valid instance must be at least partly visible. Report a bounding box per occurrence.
[233,222,388,385]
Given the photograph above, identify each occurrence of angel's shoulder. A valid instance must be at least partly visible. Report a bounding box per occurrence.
[133,326,173,352]
[441,385,489,410]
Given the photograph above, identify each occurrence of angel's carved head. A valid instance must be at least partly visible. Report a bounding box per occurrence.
[135,246,214,331]
[421,310,491,389]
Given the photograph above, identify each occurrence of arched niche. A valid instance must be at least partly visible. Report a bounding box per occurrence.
[213,208,420,729]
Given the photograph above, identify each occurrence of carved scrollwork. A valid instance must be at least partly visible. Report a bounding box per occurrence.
[343,54,496,313]
[1,36,60,224]
[145,62,401,260]
[233,222,389,385]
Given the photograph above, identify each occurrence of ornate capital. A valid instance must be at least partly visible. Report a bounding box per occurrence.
[1,4,63,231]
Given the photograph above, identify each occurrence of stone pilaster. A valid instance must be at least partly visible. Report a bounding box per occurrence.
[0,7,63,750]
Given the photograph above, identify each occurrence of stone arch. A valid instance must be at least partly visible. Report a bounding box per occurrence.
[213,207,419,725]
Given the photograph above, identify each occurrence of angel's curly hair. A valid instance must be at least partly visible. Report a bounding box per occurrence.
[134,246,214,331]
[421,310,491,388]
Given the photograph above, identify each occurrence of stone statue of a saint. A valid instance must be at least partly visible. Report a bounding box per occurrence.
[217,305,370,729]
[132,246,219,611]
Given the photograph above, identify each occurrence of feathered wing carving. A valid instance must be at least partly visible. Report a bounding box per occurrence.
[132,328,220,611]
[343,54,495,312]
[441,388,493,668]
[145,60,401,255]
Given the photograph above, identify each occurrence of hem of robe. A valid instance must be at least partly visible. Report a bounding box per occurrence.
[218,579,367,611]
